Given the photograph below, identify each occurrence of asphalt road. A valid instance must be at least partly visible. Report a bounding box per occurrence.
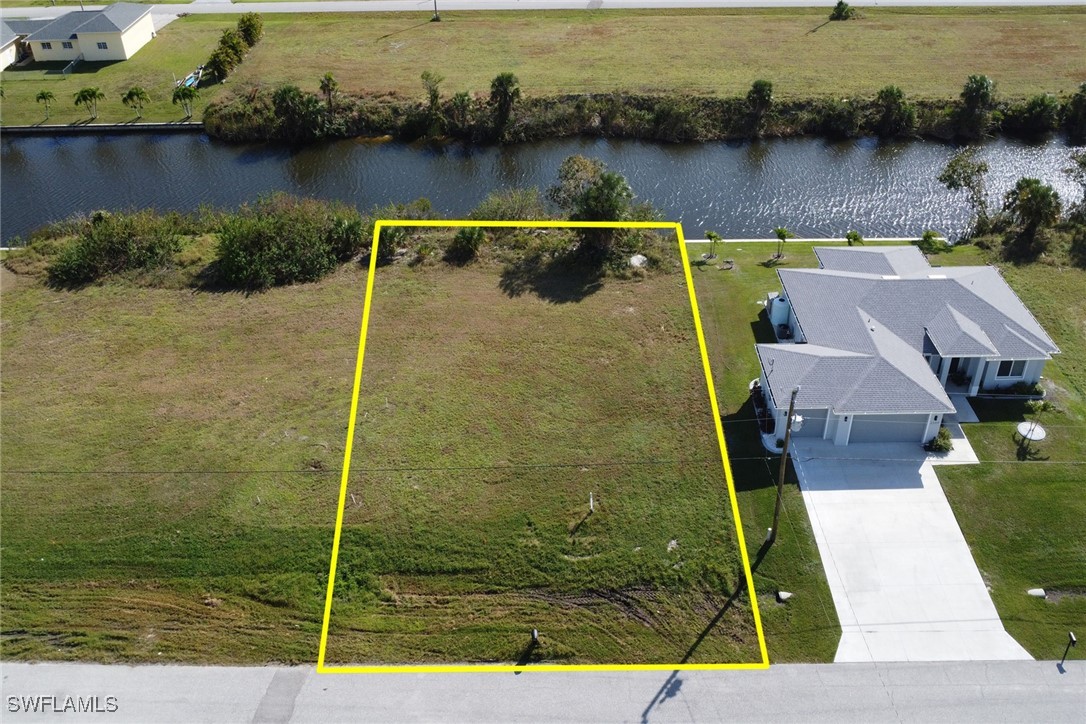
[3,0,1084,21]
[2,660,1084,722]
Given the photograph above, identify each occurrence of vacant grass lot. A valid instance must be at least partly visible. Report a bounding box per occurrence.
[227,8,1086,100]
[1,237,761,665]
[0,16,228,126]
[689,240,1086,662]
[321,250,759,665]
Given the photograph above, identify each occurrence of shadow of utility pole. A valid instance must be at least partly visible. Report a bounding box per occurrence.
[640,579,748,721]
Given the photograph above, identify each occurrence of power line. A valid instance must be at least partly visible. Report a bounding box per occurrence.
[4,455,1084,477]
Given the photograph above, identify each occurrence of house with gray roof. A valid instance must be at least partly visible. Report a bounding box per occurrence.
[755,246,1059,445]
[1,21,19,69]
[17,3,154,64]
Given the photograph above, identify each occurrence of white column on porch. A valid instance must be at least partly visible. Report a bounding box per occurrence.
[939,356,951,387]
[969,360,985,396]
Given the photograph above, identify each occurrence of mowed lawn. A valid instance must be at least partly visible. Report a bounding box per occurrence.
[0,16,229,126]
[0,244,761,666]
[227,8,1086,100]
[934,253,1086,661]
[689,240,1086,662]
[3,7,1082,127]
[1,263,365,663]
[324,254,759,666]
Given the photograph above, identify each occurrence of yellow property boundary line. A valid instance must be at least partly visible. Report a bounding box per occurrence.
[316,219,770,674]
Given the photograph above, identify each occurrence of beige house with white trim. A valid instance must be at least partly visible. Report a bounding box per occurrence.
[22,4,154,64]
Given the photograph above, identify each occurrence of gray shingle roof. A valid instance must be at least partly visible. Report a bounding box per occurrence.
[24,4,149,42]
[1,21,17,49]
[924,305,997,357]
[815,245,931,276]
[756,313,955,416]
[4,19,50,37]
[81,3,151,33]
[780,255,1058,361]
[760,246,1058,416]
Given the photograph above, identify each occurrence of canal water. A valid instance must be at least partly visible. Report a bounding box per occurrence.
[1,133,1081,243]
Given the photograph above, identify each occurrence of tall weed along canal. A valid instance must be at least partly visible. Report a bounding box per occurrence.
[1,134,1082,243]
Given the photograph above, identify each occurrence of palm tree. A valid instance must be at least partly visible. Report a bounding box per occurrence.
[772,226,795,259]
[1003,177,1061,242]
[122,86,150,120]
[172,85,198,119]
[488,72,520,138]
[319,72,338,113]
[36,90,56,121]
[74,87,105,120]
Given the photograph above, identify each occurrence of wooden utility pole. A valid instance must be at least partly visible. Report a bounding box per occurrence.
[767,386,800,546]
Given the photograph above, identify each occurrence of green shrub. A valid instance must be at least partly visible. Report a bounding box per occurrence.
[652,98,705,142]
[273,84,326,143]
[363,198,435,265]
[47,210,181,287]
[327,213,366,261]
[829,1,855,20]
[445,227,486,264]
[845,230,863,246]
[819,98,860,138]
[469,187,548,223]
[1064,82,1086,143]
[236,13,264,48]
[1005,94,1060,137]
[874,85,916,138]
[219,29,247,64]
[914,229,948,254]
[216,195,341,289]
[925,426,953,453]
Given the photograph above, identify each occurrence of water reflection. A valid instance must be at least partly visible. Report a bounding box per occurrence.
[1,133,1082,243]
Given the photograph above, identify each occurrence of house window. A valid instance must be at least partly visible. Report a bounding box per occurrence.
[41,42,52,50]
[996,360,1026,378]
[97,42,108,50]
[62,41,73,49]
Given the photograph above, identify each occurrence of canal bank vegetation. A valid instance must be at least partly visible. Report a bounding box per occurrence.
[3,155,671,291]
[941,147,1086,264]
[204,74,1086,146]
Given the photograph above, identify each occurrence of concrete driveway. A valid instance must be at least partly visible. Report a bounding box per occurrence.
[790,432,1031,663]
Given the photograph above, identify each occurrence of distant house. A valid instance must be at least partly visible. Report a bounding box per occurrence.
[1,21,18,69]
[18,3,155,64]
[755,246,1059,445]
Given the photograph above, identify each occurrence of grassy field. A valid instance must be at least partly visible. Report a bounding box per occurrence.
[3,7,1083,127]
[933,251,1086,661]
[1,236,762,666]
[322,252,759,665]
[0,16,229,126]
[3,233,1082,664]
[225,8,1086,100]
[687,240,1086,662]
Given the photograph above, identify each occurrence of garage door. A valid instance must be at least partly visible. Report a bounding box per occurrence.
[791,408,828,438]
[848,414,929,444]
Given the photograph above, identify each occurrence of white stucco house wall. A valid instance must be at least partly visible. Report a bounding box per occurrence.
[22,4,154,64]
[1,21,19,69]
[755,246,1059,446]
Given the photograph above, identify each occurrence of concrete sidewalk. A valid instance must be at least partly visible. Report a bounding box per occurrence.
[791,437,1030,663]
[2,660,1082,722]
